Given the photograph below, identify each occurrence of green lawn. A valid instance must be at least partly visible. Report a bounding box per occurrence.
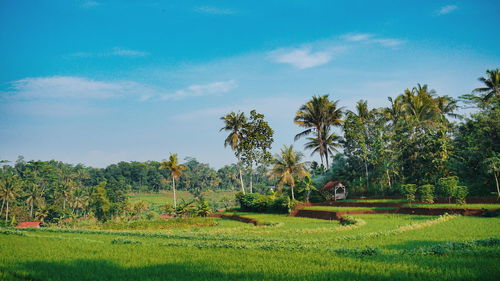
[404,203,500,209]
[1,213,499,280]
[301,206,398,212]
[342,199,408,203]
[129,190,237,211]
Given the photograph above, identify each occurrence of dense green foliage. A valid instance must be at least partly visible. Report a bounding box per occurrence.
[311,70,499,198]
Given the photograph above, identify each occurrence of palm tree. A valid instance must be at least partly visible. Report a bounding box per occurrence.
[159,154,186,209]
[24,183,42,219]
[473,69,500,101]
[347,100,374,191]
[0,174,21,221]
[294,95,343,168]
[304,126,341,168]
[220,112,247,193]
[267,145,309,200]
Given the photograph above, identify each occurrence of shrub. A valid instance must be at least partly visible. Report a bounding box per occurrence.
[143,211,160,220]
[235,192,292,213]
[419,184,435,203]
[401,184,417,205]
[194,199,212,217]
[455,185,468,205]
[437,176,459,203]
[111,238,142,245]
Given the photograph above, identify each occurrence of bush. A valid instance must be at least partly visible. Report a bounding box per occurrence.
[194,199,212,217]
[143,211,160,220]
[401,184,417,205]
[419,184,435,203]
[455,186,468,205]
[235,192,292,213]
[437,176,459,203]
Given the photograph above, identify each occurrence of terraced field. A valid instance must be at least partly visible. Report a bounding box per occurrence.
[129,190,237,211]
[1,213,499,281]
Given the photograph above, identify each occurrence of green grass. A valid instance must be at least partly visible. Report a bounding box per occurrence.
[129,190,237,211]
[301,206,398,212]
[342,199,408,203]
[404,203,500,209]
[1,214,499,280]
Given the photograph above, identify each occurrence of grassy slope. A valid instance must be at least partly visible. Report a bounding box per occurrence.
[301,206,397,211]
[403,203,500,209]
[129,190,237,210]
[1,213,499,281]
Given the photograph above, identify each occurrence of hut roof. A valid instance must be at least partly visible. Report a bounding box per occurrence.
[321,181,345,191]
[16,221,41,228]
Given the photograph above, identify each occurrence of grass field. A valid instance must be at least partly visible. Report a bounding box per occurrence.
[129,190,237,211]
[343,199,408,203]
[403,203,500,209]
[1,212,499,281]
[301,206,397,211]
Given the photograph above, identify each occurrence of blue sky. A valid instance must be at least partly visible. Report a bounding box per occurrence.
[1,0,499,168]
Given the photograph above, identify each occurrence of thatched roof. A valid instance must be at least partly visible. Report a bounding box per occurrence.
[321,181,345,191]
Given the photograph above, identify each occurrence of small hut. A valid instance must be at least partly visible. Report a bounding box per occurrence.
[16,221,41,228]
[319,181,348,201]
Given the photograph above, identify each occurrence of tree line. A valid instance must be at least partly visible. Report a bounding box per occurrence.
[0,68,498,223]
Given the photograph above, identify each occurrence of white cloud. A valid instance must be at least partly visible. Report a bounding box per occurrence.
[342,33,405,48]
[195,6,236,15]
[3,76,237,102]
[269,48,333,69]
[437,5,458,15]
[4,76,154,100]
[343,33,373,42]
[69,47,149,58]
[109,47,149,57]
[161,80,238,100]
[81,1,101,8]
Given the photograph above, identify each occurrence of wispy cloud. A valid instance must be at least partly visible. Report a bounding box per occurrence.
[194,6,236,15]
[2,76,238,102]
[437,5,458,15]
[269,48,333,69]
[3,76,154,100]
[69,47,149,58]
[161,80,238,100]
[342,33,405,48]
[81,1,101,8]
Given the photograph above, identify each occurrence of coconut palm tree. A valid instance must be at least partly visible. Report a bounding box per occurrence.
[24,182,42,219]
[294,95,343,168]
[159,154,186,208]
[267,145,309,200]
[304,126,341,168]
[347,100,374,191]
[0,174,22,221]
[473,69,500,101]
[220,112,247,193]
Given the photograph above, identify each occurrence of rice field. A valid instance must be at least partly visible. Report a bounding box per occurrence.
[403,203,500,209]
[129,190,237,210]
[301,206,397,211]
[1,212,499,281]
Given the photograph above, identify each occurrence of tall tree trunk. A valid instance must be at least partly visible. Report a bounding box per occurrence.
[172,177,177,209]
[364,161,369,191]
[495,172,500,198]
[0,199,5,216]
[291,185,295,200]
[249,170,253,193]
[325,150,330,170]
[386,169,392,191]
[5,201,9,221]
[306,189,311,203]
[239,169,245,194]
